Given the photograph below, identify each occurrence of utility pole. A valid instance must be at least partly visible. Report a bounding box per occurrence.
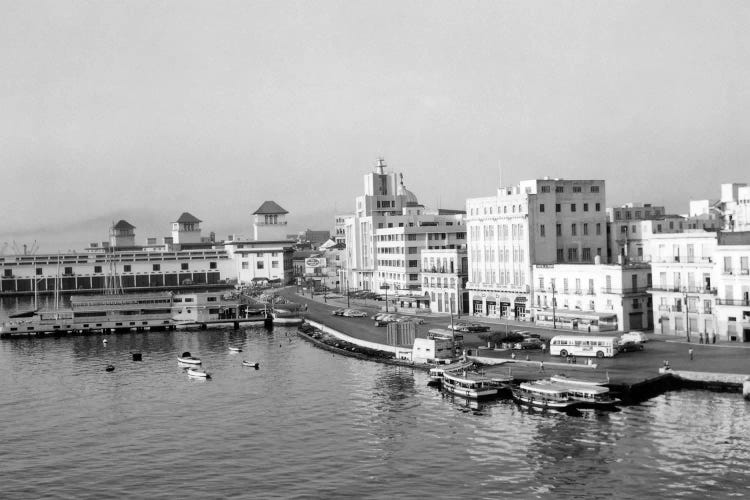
[552,282,557,329]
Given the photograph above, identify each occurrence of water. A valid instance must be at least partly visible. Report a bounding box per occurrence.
[1,325,749,499]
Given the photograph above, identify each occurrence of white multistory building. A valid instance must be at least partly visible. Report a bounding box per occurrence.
[646,231,718,339]
[713,232,750,342]
[343,159,466,296]
[419,248,468,315]
[465,178,607,320]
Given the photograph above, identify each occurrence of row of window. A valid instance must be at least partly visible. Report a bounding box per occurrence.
[0,262,221,278]
[541,202,602,213]
[241,261,280,270]
[540,185,600,193]
[542,222,602,238]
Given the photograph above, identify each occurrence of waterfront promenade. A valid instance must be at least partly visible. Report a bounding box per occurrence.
[280,288,750,394]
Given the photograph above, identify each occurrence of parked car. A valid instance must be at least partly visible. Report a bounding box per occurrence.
[343,309,368,317]
[621,331,648,343]
[617,340,644,353]
[331,309,346,316]
[513,338,544,350]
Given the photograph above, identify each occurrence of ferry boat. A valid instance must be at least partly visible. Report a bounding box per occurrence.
[511,381,579,410]
[548,376,619,408]
[0,291,176,337]
[428,361,474,386]
[442,370,504,399]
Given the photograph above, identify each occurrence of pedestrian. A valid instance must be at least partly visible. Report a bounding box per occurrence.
[539,360,545,373]
[689,348,694,361]
[572,356,577,364]
[699,333,704,344]
[712,332,716,344]
[511,352,516,360]
[541,343,547,356]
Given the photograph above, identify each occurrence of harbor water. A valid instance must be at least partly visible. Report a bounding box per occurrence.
[1,322,749,498]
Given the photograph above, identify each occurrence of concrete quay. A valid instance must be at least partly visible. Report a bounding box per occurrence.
[282,288,750,403]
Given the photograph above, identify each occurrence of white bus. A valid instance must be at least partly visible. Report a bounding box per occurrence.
[549,335,618,358]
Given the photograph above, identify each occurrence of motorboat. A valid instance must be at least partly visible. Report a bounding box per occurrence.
[511,381,579,409]
[548,376,619,408]
[242,360,260,369]
[177,351,202,365]
[229,347,243,352]
[187,367,210,379]
[428,361,475,386]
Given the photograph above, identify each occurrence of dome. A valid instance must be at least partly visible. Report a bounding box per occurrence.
[398,180,419,206]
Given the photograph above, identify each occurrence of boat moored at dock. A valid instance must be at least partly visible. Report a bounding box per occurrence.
[512,381,579,410]
[442,369,509,399]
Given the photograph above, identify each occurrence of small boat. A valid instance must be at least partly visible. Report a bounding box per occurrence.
[242,360,260,369]
[511,381,579,409]
[229,347,243,352]
[442,369,499,399]
[177,351,202,365]
[105,364,115,372]
[187,367,210,379]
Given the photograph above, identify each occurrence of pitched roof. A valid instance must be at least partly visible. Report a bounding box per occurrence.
[253,201,288,215]
[113,220,135,230]
[175,212,202,224]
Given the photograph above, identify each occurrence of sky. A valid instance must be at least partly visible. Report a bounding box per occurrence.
[2,0,749,253]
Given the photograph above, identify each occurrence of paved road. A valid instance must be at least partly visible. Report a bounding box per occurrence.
[279,287,750,386]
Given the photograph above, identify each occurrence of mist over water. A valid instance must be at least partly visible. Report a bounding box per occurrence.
[1,322,748,499]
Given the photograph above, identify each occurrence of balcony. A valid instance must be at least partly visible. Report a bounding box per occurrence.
[648,286,716,295]
[600,286,650,294]
[715,298,750,306]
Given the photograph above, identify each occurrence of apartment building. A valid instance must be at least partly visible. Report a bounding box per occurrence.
[420,248,468,315]
[465,178,606,320]
[713,232,750,342]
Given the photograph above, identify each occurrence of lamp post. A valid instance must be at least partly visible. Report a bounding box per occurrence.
[551,283,557,329]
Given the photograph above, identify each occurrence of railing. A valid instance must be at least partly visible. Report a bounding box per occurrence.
[649,286,717,294]
[600,286,650,294]
[715,299,750,306]
[723,269,750,276]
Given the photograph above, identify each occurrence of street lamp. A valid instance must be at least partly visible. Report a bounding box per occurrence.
[551,283,557,329]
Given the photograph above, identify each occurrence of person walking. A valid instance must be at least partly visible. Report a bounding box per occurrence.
[541,342,547,357]
[699,333,704,344]
[712,332,716,344]
[539,360,545,373]
[689,348,694,361]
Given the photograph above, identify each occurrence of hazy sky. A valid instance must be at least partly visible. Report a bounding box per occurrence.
[2,1,749,252]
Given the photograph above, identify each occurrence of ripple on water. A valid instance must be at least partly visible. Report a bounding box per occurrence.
[1,328,749,499]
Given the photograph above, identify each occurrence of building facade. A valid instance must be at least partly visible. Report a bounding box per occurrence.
[465,178,607,320]
[420,248,468,315]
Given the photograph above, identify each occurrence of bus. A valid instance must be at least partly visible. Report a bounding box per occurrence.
[549,335,618,358]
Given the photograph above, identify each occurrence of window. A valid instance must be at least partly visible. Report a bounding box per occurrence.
[555,204,561,213]
[583,223,588,236]
[632,225,637,234]
[257,261,264,269]
[123,265,131,272]
[556,186,564,193]
[153,264,160,271]
[595,203,601,211]
[557,248,564,261]
[582,248,591,261]
[257,252,264,257]
[241,262,249,269]
[539,203,545,213]
[272,261,279,268]
[556,224,562,236]
[573,186,582,193]
[571,203,576,212]
[583,203,589,212]
[568,248,578,261]
[94,266,102,273]
[3,269,12,278]
[540,224,545,237]
[591,186,600,193]
[571,223,577,236]
[36,267,43,276]
[180,263,188,270]
[596,223,601,235]
[541,185,551,193]
[209,262,217,269]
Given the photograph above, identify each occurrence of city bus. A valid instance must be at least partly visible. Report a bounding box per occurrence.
[549,335,618,358]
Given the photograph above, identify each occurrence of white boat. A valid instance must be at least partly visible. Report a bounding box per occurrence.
[177,351,202,365]
[428,361,473,386]
[187,367,210,379]
[242,360,260,368]
[511,381,579,409]
[548,376,619,408]
[442,370,500,399]
[229,347,243,352]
